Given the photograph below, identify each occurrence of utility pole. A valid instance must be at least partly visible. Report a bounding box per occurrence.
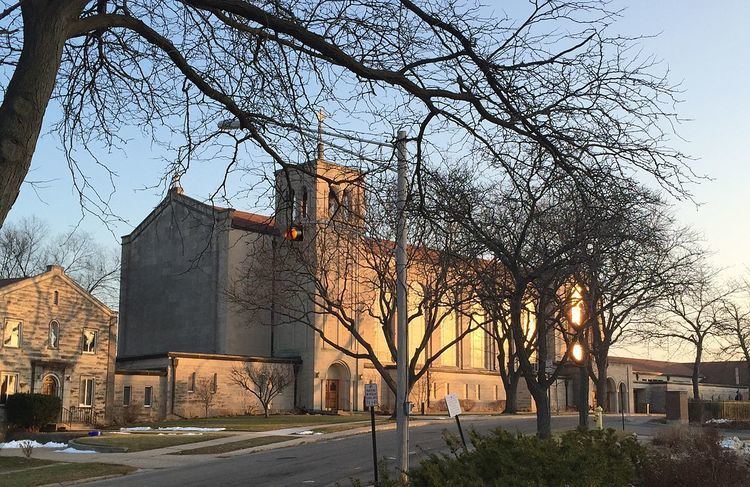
[395,129,409,478]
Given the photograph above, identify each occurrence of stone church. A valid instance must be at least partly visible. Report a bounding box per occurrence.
[114,152,513,420]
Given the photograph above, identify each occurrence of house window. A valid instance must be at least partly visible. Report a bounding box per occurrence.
[53,290,59,305]
[144,386,153,407]
[123,386,131,406]
[464,383,469,399]
[3,319,21,348]
[49,321,60,349]
[82,330,97,353]
[212,373,218,393]
[80,378,94,407]
[0,372,18,404]
[188,372,196,392]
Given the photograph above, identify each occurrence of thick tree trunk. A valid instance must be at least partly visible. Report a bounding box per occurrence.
[532,388,551,439]
[692,347,702,400]
[503,374,519,414]
[0,1,77,225]
[596,373,608,412]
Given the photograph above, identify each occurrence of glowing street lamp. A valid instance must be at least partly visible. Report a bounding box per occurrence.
[570,341,585,365]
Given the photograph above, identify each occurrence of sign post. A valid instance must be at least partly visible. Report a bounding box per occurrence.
[364,383,379,484]
[445,393,467,452]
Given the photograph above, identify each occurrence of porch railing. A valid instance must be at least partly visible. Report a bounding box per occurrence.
[62,407,101,427]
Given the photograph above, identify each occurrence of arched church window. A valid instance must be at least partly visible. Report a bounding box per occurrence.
[328,187,338,218]
[49,320,59,349]
[301,187,308,219]
[342,190,352,221]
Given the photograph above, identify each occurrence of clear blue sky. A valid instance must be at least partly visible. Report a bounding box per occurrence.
[8,1,750,279]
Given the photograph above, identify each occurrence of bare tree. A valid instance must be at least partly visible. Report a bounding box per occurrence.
[194,377,216,418]
[0,217,120,305]
[718,280,750,383]
[642,265,731,399]
[230,363,292,418]
[577,190,704,411]
[0,0,693,227]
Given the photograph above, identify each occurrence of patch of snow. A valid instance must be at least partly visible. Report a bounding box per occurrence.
[120,427,152,431]
[720,437,744,450]
[295,430,316,435]
[707,418,732,424]
[55,447,98,454]
[0,440,67,449]
[157,427,225,432]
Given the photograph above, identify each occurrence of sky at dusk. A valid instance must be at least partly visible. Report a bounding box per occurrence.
[5,1,749,360]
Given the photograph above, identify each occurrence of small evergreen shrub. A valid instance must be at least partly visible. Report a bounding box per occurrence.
[407,428,648,487]
[6,393,62,431]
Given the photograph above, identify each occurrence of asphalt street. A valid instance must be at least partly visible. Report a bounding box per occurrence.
[86,415,661,487]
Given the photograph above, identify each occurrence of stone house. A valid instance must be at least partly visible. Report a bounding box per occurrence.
[0,265,117,433]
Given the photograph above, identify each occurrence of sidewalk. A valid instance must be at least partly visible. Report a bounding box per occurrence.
[0,418,446,469]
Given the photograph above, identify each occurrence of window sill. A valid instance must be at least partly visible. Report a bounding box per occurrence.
[82,351,96,355]
[78,405,93,409]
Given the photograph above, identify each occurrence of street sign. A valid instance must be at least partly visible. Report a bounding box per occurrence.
[364,383,378,408]
[445,393,462,418]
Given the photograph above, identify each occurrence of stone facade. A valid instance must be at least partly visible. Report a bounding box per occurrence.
[0,266,117,433]
[113,353,298,422]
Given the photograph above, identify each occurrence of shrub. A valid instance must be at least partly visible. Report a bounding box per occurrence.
[6,393,62,431]
[408,428,648,487]
[458,399,475,412]
[644,427,750,487]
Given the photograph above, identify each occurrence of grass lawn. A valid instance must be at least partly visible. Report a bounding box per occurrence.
[124,413,374,432]
[0,457,55,471]
[312,419,391,434]
[0,458,134,487]
[173,435,291,455]
[74,432,231,452]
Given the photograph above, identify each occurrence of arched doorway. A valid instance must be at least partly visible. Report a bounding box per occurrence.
[617,382,628,413]
[606,377,618,412]
[41,374,59,397]
[324,363,351,412]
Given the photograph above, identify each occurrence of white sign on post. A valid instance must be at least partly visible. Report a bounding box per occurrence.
[445,393,462,418]
[364,383,378,408]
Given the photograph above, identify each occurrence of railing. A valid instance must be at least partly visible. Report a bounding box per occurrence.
[62,407,101,427]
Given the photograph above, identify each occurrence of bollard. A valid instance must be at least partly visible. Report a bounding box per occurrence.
[595,406,604,430]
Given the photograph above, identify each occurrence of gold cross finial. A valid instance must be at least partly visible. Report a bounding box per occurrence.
[316,109,326,162]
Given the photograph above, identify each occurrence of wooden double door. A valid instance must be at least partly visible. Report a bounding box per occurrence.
[325,379,339,411]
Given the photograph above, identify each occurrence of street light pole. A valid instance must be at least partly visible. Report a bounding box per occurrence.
[395,129,409,478]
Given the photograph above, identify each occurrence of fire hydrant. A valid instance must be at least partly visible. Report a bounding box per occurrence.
[595,406,604,430]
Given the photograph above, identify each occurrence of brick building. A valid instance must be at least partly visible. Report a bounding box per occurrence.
[0,265,117,433]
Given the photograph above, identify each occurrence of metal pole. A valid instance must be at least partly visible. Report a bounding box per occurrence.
[620,383,626,431]
[395,129,409,478]
[579,365,588,428]
[371,406,379,485]
[455,416,468,452]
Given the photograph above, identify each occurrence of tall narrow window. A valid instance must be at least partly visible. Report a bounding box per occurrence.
[301,187,308,219]
[328,187,337,218]
[144,386,153,407]
[188,372,196,392]
[0,373,18,404]
[212,373,218,393]
[53,290,59,305]
[123,386,132,406]
[484,330,495,370]
[3,319,21,348]
[290,188,297,221]
[342,190,352,221]
[80,378,94,407]
[82,330,97,353]
[49,321,60,349]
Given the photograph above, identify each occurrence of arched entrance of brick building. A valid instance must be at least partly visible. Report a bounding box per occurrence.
[324,362,350,412]
[606,377,618,412]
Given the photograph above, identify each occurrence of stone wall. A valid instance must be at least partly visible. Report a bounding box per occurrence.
[112,372,168,424]
[0,266,116,428]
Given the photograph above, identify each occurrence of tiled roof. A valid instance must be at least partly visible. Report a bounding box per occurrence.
[0,277,29,289]
[698,361,749,387]
[610,356,695,377]
[229,210,278,235]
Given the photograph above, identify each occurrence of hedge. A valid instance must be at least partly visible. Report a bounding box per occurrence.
[5,393,62,431]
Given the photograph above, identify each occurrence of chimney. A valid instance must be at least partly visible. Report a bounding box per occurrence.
[46,264,64,274]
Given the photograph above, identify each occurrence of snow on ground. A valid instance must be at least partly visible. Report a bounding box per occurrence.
[55,447,98,454]
[294,430,323,435]
[120,426,225,432]
[706,418,732,424]
[0,440,67,449]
